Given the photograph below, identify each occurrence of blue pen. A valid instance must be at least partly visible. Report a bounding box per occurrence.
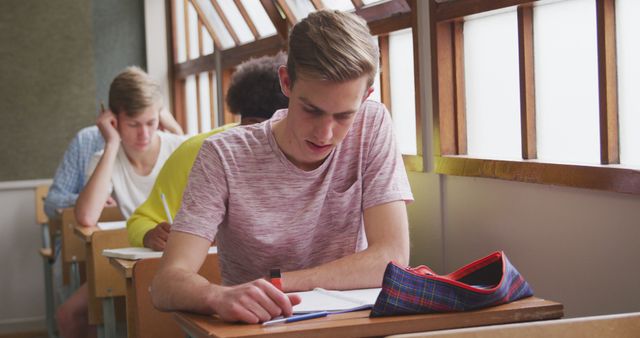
[261,311,329,326]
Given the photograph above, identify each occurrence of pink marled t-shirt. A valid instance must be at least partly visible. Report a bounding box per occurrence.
[172,100,413,285]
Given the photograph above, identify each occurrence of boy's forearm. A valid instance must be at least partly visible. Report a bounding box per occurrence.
[281,244,401,292]
[151,266,219,314]
[75,145,118,226]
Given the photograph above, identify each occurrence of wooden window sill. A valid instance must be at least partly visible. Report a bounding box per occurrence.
[434,156,640,194]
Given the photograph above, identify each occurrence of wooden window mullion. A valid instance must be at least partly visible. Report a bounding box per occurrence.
[222,69,236,125]
[351,0,364,9]
[435,0,536,22]
[518,5,537,160]
[195,20,203,133]
[434,19,457,156]
[260,0,290,41]
[412,0,423,160]
[275,0,298,26]
[190,0,223,49]
[215,51,225,127]
[596,0,619,164]
[310,0,325,10]
[453,21,467,155]
[379,36,392,111]
[212,71,218,129]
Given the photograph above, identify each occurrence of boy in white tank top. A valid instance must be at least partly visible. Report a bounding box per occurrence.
[56,67,183,338]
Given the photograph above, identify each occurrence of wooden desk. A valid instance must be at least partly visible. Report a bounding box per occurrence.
[110,254,222,338]
[387,312,640,338]
[73,216,127,338]
[174,297,563,338]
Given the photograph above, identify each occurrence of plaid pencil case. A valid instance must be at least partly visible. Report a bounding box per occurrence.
[370,251,533,317]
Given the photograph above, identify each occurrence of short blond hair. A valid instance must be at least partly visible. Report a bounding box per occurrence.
[287,10,379,88]
[109,66,162,117]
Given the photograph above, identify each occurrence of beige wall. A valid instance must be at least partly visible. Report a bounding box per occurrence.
[0,0,96,181]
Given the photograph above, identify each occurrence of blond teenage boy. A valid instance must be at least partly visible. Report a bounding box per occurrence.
[57,66,184,338]
[151,10,413,324]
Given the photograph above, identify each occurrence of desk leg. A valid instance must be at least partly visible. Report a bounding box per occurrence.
[102,297,117,338]
[70,258,80,292]
[42,256,58,338]
[42,224,51,248]
[125,279,136,338]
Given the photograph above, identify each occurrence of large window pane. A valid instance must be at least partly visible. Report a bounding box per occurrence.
[215,0,255,45]
[201,25,214,55]
[187,2,200,59]
[174,0,187,63]
[198,72,212,133]
[389,28,417,155]
[285,0,315,22]
[464,9,521,160]
[196,0,235,49]
[185,75,198,134]
[616,0,640,168]
[534,0,599,165]
[239,0,277,38]
[323,0,355,12]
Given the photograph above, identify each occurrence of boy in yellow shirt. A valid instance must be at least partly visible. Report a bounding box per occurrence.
[127,52,288,249]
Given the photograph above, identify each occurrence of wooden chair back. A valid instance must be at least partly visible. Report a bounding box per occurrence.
[61,208,86,264]
[132,254,221,338]
[35,184,50,225]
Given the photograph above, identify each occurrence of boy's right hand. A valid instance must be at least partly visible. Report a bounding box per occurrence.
[211,279,302,324]
[143,222,171,251]
[97,108,120,146]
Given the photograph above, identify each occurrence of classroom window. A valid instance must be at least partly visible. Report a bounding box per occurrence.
[534,0,600,165]
[188,1,201,59]
[389,28,418,156]
[238,0,278,38]
[616,0,640,167]
[214,0,255,45]
[284,0,316,22]
[185,75,198,133]
[463,9,521,160]
[431,0,640,194]
[174,0,187,63]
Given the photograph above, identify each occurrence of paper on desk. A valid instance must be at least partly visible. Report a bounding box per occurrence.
[291,288,381,314]
[97,220,126,230]
[102,246,218,260]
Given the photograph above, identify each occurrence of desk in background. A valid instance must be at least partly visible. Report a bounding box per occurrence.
[73,212,127,338]
[110,253,221,338]
[174,297,563,338]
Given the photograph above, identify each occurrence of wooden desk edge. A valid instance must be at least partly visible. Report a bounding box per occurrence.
[73,225,99,242]
[109,257,136,279]
[173,297,563,338]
